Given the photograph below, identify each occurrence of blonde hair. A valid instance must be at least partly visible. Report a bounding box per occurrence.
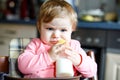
[37,0,78,33]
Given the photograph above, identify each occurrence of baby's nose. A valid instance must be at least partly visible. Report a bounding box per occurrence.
[52,31,60,38]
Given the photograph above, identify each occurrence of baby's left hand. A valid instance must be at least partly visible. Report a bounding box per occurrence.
[63,46,81,66]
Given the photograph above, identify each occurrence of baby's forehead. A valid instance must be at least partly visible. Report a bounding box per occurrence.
[48,17,72,26]
[42,18,72,29]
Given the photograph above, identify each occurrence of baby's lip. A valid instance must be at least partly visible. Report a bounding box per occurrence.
[50,41,58,44]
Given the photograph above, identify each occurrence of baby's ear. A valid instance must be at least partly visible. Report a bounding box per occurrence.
[37,21,41,32]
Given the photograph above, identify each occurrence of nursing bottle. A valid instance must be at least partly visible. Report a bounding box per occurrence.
[56,39,74,77]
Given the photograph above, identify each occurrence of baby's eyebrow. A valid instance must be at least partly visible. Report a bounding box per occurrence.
[43,23,54,27]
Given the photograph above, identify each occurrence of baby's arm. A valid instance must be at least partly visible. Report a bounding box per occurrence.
[71,40,97,78]
[17,39,54,76]
[75,48,97,78]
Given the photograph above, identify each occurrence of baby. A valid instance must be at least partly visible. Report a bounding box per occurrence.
[18,0,97,78]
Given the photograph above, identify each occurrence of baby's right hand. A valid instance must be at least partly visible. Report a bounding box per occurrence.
[48,39,66,62]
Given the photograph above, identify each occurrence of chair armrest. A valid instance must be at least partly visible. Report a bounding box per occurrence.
[0,56,9,73]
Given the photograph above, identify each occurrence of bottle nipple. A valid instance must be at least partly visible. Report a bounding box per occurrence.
[58,39,66,44]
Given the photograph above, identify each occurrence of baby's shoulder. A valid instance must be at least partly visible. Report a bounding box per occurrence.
[70,39,81,49]
[71,39,80,44]
[31,38,41,42]
[30,38,42,45]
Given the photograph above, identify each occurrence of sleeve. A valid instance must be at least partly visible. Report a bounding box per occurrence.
[72,40,97,78]
[17,38,44,74]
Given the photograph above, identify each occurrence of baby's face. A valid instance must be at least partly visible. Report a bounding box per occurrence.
[40,17,73,46]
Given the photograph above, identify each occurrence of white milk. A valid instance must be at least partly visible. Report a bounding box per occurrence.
[56,57,74,77]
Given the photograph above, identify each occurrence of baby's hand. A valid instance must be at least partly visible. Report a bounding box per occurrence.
[48,39,66,61]
[64,47,81,66]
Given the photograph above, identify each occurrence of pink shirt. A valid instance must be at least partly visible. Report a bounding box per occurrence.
[18,38,97,78]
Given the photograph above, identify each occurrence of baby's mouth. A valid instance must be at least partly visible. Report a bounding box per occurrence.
[50,41,58,44]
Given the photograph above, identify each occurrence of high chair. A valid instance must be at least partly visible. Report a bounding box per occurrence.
[2,38,97,80]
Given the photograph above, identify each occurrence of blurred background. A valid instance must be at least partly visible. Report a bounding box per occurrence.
[0,0,120,21]
[0,0,120,80]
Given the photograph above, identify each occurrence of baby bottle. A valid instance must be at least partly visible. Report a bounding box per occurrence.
[56,39,74,77]
[56,57,74,77]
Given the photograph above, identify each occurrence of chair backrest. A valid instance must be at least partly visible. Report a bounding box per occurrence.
[9,38,32,77]
[8,38,97,80]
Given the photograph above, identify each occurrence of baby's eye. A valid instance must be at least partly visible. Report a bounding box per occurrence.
[46,28,54,31]
[61,29,67,32]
